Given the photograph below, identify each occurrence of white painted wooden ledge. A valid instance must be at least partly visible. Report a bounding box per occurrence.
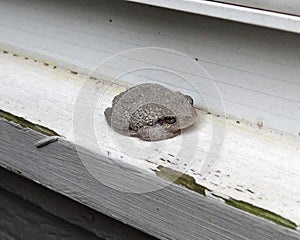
[1,50,300,240]
[127,0,300,34]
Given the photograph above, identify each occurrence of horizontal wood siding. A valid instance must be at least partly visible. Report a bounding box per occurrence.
[212,0,300,16]
[0,0,299,136]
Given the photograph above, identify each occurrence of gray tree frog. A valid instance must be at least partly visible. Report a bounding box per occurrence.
[104,83,197,141]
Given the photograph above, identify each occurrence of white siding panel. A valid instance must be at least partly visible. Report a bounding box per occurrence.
[0,0,299,136]
[127,0,300,33]
[212,0,300,16]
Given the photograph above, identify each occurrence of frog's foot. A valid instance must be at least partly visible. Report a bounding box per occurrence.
[135,126,181,141]
[104,107,112,125]
[105,108,134,136]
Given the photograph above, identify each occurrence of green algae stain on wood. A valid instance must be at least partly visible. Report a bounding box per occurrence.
[225,198,297,230]
[0,109,59,136]
[156,165,297,230]
[155,165,207,196]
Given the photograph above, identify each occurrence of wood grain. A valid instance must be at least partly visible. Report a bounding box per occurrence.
[0,50,300,229]
[1,119,299,240]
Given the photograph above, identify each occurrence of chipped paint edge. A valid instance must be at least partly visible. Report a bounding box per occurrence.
[1,49,299,231]
[0,109,59,136]
[155,165,297,230]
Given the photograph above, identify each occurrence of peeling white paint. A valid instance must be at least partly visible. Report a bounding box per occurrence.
[0,51,299,228]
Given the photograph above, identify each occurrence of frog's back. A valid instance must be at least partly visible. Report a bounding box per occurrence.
[106,83,196,134]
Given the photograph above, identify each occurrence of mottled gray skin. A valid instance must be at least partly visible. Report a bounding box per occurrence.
[105,83,197,141]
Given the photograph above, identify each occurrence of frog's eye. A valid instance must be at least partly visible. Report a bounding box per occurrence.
[164,116,176,124]
[185,95,194,105]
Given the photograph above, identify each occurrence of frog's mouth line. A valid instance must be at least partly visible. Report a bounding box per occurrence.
[167,120,197,132]
[160,125,191,133]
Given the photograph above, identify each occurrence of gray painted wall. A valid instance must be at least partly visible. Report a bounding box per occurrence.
[0,189,101,240]
[0,166,158,240]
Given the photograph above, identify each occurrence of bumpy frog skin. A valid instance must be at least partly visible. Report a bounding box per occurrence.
[104,83,197,141]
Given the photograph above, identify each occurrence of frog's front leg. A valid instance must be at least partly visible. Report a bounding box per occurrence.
[134,125,181,141]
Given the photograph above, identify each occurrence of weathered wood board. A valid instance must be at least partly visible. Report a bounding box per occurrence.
[0,0,300,239]
[0,50,300,239]
[1,119,300,240]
